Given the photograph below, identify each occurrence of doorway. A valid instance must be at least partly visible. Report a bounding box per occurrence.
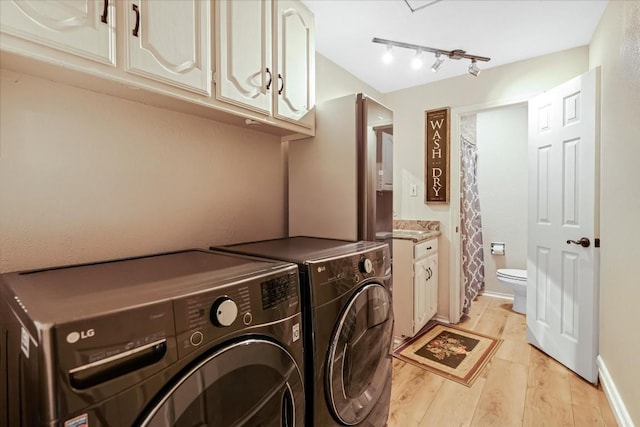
[449,100,528,323]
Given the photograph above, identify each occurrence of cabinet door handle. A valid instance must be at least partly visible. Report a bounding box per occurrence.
[266,68,272,90]
[101,0,108,24]
[278,74,284,95]
[132,4,140,37]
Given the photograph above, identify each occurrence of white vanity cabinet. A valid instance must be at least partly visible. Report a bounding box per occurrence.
[125,0,211,95]
[393,237,439,338]
[215,0,315,128]
[0,0,116,66]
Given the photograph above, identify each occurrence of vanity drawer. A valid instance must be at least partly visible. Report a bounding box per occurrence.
[414,238,437,259]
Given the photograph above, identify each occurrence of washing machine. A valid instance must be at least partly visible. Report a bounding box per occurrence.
[0,249,305,427]
[213,237,394,427]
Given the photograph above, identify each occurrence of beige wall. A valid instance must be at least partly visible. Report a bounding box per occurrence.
[316,54,386,104]
[386,46,589,319]
[0,52,382,274]
[590,1,640,424]
[0,70,286,272]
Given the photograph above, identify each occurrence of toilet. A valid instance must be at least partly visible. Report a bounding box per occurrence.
[496,269,527,314]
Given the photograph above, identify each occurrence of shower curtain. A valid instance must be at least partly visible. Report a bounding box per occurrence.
[461,136,485,315]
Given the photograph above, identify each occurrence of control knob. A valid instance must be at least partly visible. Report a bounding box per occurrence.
[211,297,238,327]
[359,258,373,274]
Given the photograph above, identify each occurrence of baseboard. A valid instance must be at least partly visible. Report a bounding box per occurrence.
[597,355,635,427]
[481,291,514,300]
[434,315,450,324]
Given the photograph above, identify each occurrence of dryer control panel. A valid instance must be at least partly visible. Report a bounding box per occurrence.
[173,265,300,358]
[308,246,391,307]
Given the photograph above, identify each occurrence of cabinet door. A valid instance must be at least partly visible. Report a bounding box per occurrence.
[427,254,439,318]
[413,258,430,334]
[0,0,115,65]
[273,0,314,127]
[216,0,272,114]
[125,0,211,95]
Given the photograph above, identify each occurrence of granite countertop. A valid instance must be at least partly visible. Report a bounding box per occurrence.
[392,219,441,242]
[392,229,441,242]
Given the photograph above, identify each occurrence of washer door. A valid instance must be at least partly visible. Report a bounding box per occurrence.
[140,339,304,427]
[326,283,393,425]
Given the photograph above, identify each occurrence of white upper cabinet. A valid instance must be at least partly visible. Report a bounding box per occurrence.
[1,0,314,137]
[125,0,211,96]
[274,0,314,127]
[216,0,272,114]
[216,0,315,128]
[0,0,115,65]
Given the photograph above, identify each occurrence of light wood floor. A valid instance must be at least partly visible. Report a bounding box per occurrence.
[388,295,618,427]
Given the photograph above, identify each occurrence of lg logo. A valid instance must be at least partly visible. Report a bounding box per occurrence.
[66,329,95,344]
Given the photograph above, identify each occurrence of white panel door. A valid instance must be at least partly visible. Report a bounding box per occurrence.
[527,68,600,383]
[273,0,314,127]
[0,0,115,65]
[216,0,272,114]
[126,0,211,95]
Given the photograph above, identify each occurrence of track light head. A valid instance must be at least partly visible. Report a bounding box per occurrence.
[411,50,424,69]
[468,59,480,76]
[382,44,393,64]
[431,53,444,72]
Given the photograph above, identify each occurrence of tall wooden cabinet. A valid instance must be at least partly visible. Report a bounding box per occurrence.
[393,237,439,339]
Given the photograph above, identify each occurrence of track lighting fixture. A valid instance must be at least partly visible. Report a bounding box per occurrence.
[468,58,480,76]
[372,37,490,77]
[431,53,444,72]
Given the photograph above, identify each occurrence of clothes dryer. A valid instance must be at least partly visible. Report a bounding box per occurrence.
[214,237,393,427]
[0,249,304,427]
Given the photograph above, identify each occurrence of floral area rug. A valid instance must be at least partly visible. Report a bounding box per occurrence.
[392,322,502,387]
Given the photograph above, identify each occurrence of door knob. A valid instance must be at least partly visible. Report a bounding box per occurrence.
[566,237,590,248]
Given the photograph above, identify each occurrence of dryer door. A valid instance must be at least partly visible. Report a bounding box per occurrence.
[326,282,393,425]
[139,339,304,427]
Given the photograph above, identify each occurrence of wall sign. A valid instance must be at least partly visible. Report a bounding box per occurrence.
[425,107,450,204]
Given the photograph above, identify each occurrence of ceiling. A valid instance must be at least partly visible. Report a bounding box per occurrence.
[301,0,609,93]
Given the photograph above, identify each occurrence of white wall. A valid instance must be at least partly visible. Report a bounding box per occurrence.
[386,46,588,319]
[476,105,528,295]
[0,70,286,272]
[589,1,640,424]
